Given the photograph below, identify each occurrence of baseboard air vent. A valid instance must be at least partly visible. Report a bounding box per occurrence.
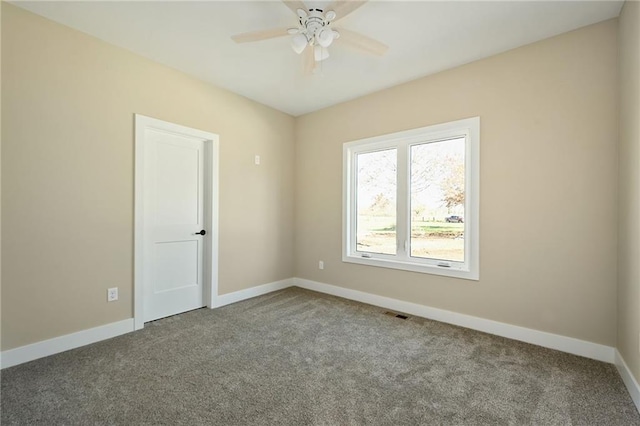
[384,311,409,320]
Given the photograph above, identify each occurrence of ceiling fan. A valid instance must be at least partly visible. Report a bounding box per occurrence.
[231,0,388,73]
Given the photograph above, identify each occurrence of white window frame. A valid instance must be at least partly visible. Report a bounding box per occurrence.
[342,117,480,280]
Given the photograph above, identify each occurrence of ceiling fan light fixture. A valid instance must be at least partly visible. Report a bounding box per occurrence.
[287,28,299,35]
[316,28,335,48]
[325,10,337,21]
[314,45,329,62]
[291,33,308,54]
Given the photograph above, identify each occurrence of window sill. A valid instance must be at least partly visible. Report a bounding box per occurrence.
[342,254,479,281]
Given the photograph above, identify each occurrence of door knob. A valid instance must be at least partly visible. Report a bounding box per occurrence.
[195,230,206,236]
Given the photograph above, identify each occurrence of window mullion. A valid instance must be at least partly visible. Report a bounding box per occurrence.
[396,143,409,259]
[349,149,358,255]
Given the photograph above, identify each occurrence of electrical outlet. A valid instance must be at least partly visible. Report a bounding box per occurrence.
[319,260,324,270]
[254,155,261,165]
[107,287,118,302]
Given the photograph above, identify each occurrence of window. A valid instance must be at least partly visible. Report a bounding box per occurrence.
[343,117,479,280]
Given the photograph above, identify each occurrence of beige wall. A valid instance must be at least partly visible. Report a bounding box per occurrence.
[1,4,295,350]
[295,20,619,346]
[618,0,640,381]
[0,3,626,355]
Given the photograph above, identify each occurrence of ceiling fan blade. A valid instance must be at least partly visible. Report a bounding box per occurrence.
[231,27,290,43]
[326,1,368,21]
[282,0,308,16]
[334,27,388,56]
[303,46,316,75]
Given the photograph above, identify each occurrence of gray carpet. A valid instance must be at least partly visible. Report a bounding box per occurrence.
[1,287,638,425]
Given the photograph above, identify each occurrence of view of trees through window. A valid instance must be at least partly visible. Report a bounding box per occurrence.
[410,138,465,262]
[356,148,397,255]
[356,138,465,262]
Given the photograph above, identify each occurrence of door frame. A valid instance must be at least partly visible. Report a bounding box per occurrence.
[134,114,219,330]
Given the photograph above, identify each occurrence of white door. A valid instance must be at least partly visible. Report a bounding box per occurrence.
[143,128,206,322]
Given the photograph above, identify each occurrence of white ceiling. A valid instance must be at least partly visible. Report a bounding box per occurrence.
[13,0,623,116]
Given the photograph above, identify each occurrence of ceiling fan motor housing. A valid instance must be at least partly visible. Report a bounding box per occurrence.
[294,8,338,56]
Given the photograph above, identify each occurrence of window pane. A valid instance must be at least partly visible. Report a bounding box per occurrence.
[410,138,465,262]
[356,149,397,255]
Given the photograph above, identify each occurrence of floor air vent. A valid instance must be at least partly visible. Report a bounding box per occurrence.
[384,311,409,320]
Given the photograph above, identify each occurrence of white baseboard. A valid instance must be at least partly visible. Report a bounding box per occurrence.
[1,279,295,369]
[1,318,135,369]
[0,278,618,371]
[294,278,615,364]
[615,350,640,412]
[213,278,294,308]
